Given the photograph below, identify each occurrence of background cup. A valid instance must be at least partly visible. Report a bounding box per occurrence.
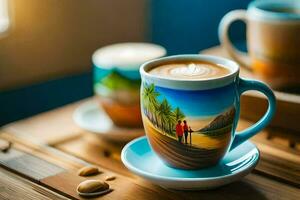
[140,55,276,169]
[93,43,166,128]
[219,0,300,90]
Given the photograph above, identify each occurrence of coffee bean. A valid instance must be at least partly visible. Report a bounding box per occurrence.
[105,175,116,181]
[77,180,109,195]
[0,140,11,153]
[78,165,101,176]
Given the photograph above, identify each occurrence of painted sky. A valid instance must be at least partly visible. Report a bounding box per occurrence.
[155,84,236,117]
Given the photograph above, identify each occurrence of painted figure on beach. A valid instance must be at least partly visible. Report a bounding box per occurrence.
[175,120,192,144]
[175,120,183,143]
[183,120,189,144]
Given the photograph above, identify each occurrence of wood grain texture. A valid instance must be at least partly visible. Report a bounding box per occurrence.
[42,171,183,200]
[0,137,183,200]
[0,167,67,200]
[55,133,131,177]
[2,133,299,200]
[0,132,87,174]
[1,99,86,145]
[0,148,65,181]
[42,171,300,200]
[175,174,300,200]
[201,46,300,132]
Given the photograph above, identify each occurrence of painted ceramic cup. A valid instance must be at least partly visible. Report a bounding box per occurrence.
[219,0,300,90]
[140,55,276,169]
[93,43,166,128]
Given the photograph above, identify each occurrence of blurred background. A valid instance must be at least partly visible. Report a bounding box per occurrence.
[0,0,251,126]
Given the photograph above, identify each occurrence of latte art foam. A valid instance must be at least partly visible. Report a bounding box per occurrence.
[170,63,218,77]
[149,62,230,80]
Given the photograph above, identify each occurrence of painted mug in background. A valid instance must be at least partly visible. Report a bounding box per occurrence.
[140,55,276,169]
[93,43,166,128]
[219,0,300,90]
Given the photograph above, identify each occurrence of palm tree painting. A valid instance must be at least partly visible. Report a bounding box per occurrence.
[174,107,185,122]
[142,83,160,126]
[160,99,176,135]
[142,83,185,137]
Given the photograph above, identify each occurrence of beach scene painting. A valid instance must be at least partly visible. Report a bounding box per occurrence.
[141,83,236,169]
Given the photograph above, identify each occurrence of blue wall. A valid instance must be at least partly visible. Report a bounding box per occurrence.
[150,0,251,54]
[0,73,93,126]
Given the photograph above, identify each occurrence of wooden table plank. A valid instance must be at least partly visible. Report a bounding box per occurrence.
[1,99,87,145]
[0,136,186,200]
[175,174,300,200]
[55,133,130,177]
[42,171,183,200]
[42,171,300,200]
[0,167,68,200]
[0,132,85,171]
[0,148,65,181]
[2,133,300,200]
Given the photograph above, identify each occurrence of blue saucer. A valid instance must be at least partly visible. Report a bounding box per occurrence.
[121,136,259,190]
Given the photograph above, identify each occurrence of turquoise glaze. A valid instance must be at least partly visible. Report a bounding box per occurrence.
[93,64,141,82]
[140,55,275,169]
[121,136,259,180]
[231,78,276,149]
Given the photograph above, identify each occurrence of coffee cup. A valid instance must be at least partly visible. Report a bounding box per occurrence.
[93,43,166,128]
[219,0,300,90]
[140,54,276,169]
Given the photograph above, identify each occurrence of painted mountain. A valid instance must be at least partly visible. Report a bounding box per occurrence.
[199,107,235,132]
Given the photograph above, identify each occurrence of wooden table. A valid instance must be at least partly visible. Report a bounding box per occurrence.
[0,46,300,199]
[0,97,299,200]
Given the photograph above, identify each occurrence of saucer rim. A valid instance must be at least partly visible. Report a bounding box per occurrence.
[73,101,144,141]
[121,136,259,182]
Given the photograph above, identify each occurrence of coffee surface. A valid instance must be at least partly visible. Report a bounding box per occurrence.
[148,61,230,80]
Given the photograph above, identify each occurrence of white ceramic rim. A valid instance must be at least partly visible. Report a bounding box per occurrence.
[121,136,259,182]
[248,0,300,22]
[92,42,167,70]
[140,54,239,90]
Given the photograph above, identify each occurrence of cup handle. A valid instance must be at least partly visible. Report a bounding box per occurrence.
[230,78,276,150]
[219,10,251,69]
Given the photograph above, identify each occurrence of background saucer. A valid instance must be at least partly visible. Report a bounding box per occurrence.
[121,136,259,190]
[73,101,144,142]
